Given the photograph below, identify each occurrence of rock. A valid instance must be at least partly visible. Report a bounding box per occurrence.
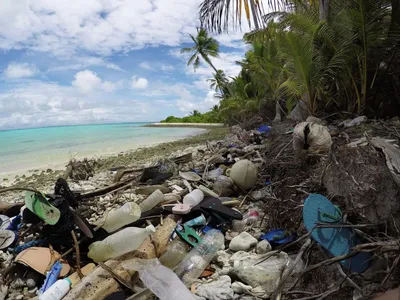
[196,275,234,300]
[232,282,252,294]
[11,278,25,289]
[216,250,231,268]
[0,285,8,300]
[28,287,38,297]
[256,240,272,254]
[306,116,323,124]
[252,231,265,240]
[229,232,258,252]
[15,295,23,300]
[229,251,256,264]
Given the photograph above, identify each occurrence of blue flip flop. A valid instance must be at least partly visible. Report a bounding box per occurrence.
[303,194,371,273]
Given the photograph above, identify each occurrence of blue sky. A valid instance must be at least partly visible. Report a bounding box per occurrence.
[0,0,252,130]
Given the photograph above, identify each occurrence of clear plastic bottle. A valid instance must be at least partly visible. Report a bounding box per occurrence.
[38,278,71,300]
[122,259,195,300]
[101,202,141,233]
[159,238,190,269]
[139,189,164,212]
[175,229,224,285]
[87,225,155,262]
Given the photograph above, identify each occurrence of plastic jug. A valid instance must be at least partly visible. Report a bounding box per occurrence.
[182,189,204,206]
[159,238,190,269]
[38,278,71,300]
[100,202,141,233]
[121,259,195,300]
[87,225,156,262]
[175,229,224,285]
[139,190,164,212]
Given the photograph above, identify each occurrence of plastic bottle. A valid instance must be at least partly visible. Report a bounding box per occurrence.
[101,202,141,233]
[159,238,190,269]
[87,225,156,262]
[122,259,195,300]
[139,190,164,212]
[182,189,204,206]
[175,229,224,285]
[39,278,71,300]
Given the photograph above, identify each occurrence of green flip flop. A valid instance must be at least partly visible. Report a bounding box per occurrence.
[25,192,60,225]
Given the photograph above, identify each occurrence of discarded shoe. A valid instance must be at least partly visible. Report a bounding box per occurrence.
[25,192,60,225]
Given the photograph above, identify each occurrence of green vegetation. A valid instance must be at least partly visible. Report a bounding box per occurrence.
[164,0,400,124]
[161,108,220,123]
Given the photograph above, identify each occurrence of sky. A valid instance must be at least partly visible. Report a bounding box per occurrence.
[0,0,252,130]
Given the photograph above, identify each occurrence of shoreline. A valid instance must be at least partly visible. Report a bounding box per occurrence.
[0,127,228,193]
[144,122,224,128]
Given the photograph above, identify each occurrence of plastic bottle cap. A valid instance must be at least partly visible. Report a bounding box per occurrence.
[64,278,72,285]
[146,225,156,233]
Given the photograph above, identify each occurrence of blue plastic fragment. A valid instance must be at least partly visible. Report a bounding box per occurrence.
[39,260,63,294]
[261,229,297,246]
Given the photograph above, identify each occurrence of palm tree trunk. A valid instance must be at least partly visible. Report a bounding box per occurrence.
[319,0,329,20]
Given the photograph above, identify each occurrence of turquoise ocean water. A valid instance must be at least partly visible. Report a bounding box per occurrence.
[0,123,205,175]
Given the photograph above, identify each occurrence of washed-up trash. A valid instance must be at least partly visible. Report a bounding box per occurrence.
[212,175,234,197]
[176,224,202,247]
[172,204,191,214]
[257,124,271,134]
[0,230,16,250]
[183,189,204,206]
[0,215,10,230]
[340,116,367,128]
[88,225,155,262]
[293,122,332,154]
[67,263,96,288]
[0,201,24,217]
[373,287,400,300]
[25,192,60,225]
[261,229,296,246]
[175,229,224,285]
[184,214,207,227]
[135,185,171,195]
[15,247,70,277]
[159,237,190,269]
[198,185,220,198]
[39,277,72,300]
[39,260,63,294]
[139,189,164,212]
[179,171,202,182]
[122,259,196,300]
[206,167,224,179]
[233,252,289,293]
[99,202,141,233]
[303,194,371,273]
[229,160,258,190]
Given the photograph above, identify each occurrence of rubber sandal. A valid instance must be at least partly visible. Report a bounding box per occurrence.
[25,192,60,225]
[0,230,16,250]
[303,194,371,273]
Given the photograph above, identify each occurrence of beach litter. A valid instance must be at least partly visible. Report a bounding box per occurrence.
[0,119,399,300]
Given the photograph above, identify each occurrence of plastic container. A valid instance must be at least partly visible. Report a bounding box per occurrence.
[38,278,71,300]
[207,167,224,179]
[159,238,190,269]
[101,202,141,233]
[233,252,289,293]
[175,229,224,285]
[182,189,204,206]
[139,190,164,212]
[122,259,195,300]
[87,225,156,262]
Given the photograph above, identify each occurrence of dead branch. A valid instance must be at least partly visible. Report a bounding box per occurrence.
[71,230,83,279]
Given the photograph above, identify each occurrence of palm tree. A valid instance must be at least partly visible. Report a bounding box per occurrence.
[181,28,220,73]
[208,69,228,94]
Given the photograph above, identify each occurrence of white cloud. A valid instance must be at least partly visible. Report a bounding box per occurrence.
[204,91,219,107]
[131,76,148,89]
[3,63,37,79]
[72,70,119,93]
[0,0,250,57]
[161,64,175,72]
[139,62,155,71]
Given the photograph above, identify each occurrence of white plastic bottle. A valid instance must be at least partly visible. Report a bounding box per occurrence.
[101,202,142,233]
[182,189,204,206]
[88,225,156,262]
[39,278,71,300]
[139,189,164,212]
